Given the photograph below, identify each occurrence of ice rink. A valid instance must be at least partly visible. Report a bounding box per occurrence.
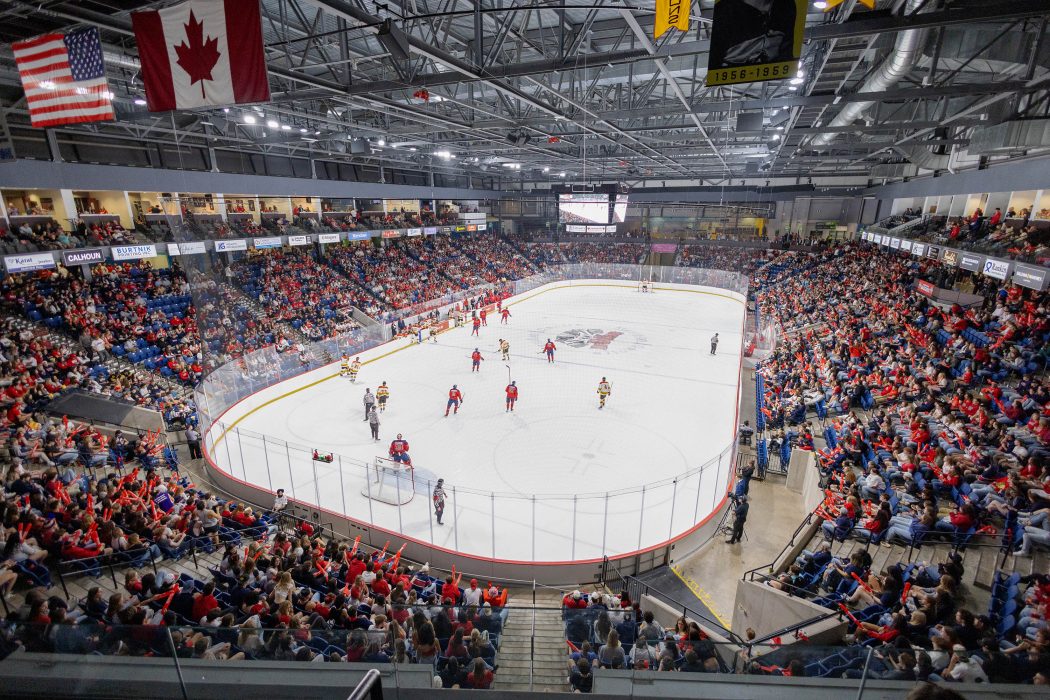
[207,281,744,562]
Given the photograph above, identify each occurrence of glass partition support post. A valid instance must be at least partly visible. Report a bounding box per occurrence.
[285,441,296,500]
[571,495,577,560]
[712,452,722,512]
[601,492,609,556]
[668,478,678,541]
[365,459,375,525]
[312,457,322,509]
[452,486,460,551]
[232,428,246,481]
[531,496,536,561]
[490,493,496,558]
[221,423,234,477]
[637,485,647,551]
[164,626,190,700]
[395,469,404,533]
[338,456,347,516]
[263,439,274,491]
[427,480,434,544]
[694,463,704,523]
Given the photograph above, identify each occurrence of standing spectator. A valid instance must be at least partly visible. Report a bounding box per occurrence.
[185,426,202,460]
[433,479,446,525]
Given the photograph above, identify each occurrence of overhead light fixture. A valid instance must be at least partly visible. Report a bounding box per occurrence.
[543,167,550,172]
[772,134,781,141]
[409,147,417,151]
[223,108,230,113]
[790,77,804,85]
[558,172,566,177]
[243,115,257,124]
[281,124,291,131]
[776,126,784,131]
[813,1,828,8]
[299,128,307,133]
[266,119,279,129]
[315,130,321,135]
[377,139,385,146]
[789,86,798,91]
[134,98,147,106]
[433,150,451,159]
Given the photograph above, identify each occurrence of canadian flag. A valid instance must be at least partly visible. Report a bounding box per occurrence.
[132,0,270,112]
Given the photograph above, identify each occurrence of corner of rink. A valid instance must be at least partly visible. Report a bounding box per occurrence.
[201,278,745,582]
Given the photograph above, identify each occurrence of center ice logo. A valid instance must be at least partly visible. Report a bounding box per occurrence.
[557,328,624,350]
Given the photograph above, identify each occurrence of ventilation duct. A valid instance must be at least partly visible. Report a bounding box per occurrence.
[897,145,951,171]
[809,0,930,149]
[871,163,919,178]
[967,118,1050,155]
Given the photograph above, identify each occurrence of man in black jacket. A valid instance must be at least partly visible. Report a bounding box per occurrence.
[726,494,749,544]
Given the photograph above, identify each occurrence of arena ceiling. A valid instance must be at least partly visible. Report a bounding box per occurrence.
[0,0,1049,188]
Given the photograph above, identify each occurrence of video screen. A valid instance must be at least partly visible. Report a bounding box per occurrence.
[559,193,610,224]
[612,194,629,223]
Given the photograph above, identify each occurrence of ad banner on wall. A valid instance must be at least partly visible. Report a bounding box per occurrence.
[215,239,248,252]
[318,233,341,244]
[287,235,310,246]
[4,251,56,273]
[982,258,1011,280]
[62,248,105,265]
[959,253,984,272]
[1013,264,1047,291]
[112,244,158,261]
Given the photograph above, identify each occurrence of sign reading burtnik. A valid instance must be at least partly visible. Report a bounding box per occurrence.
[707,0,807,87]
[132,0,270,112]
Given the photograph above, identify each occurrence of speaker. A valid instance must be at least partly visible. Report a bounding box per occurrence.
[735,112,763,132]
[377,19,411,61]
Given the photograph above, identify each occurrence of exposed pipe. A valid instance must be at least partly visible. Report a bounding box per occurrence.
[809,0,932,149]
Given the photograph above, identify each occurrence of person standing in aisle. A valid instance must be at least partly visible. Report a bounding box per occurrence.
[710,333,719,355]
[185,426,202,460]
[433,479,447,525]
[726,494,749,544]
[363,388,376,420]
[368,405,380,441]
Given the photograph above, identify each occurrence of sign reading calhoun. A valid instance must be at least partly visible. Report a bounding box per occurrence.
[61,248,104,265]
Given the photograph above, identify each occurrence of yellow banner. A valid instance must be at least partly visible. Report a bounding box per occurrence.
[654,0,689,40]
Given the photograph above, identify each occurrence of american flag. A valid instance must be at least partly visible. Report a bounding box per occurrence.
[12,27,115,128]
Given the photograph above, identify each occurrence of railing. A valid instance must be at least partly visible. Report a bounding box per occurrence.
[194,264,748,564]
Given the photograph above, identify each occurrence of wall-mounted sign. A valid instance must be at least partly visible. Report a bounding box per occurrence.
[942,250,958,267]
[959,253,983,272]
[1013,264,1048,291]
[347,232,371,241]
[62,248,104,265]
[911,243,926,257]
[215,239,248,252]
[565,224,587,233]
[423,227,439,235]
[253,237,283,249]
[899,240,913,252]
[406,228,423,237]
[916,280,936,297]
[112,244,158,261]
[318,233,341,244]
[890,238,901,249]
[287,235,310,246]
[982,258,1010,281]
[926,245,941,260]
[477,222,487,231]
[180,241,207,255]
[4,251,55,273]
[381,229,401,239]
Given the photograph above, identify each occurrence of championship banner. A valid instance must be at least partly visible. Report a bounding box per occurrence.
[707,0,807,87]
[654,0,689,40]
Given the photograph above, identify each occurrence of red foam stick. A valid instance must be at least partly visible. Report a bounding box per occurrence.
[838,603,862,627]
[901,582,912,604]
[159,584,181,615]
[851,572,873,594]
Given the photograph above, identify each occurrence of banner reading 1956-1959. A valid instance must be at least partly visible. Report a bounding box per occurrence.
[706,0,807,87]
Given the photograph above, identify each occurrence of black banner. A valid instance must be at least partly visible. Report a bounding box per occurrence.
[62,248,105,265]
[707,0,807,87]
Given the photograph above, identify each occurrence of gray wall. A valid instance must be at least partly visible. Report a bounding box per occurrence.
[866,155,1050,200]
[0,159,500,200]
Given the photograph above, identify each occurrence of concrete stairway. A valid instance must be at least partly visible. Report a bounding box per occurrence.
[493,590,570,692]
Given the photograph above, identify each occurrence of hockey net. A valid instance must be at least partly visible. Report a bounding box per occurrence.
[361,457,416,505]
[637,280,655,293]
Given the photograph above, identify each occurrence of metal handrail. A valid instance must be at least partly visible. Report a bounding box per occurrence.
[346,668,383,700]
[622,573,745,646]
[741,508,818,580]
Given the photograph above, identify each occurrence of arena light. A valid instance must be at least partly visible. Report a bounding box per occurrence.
[299,128,307,133]
[790,77,804,85]
[377,139,386,146]
[281,124,291,131]
[266,119,279,129]
[243,115,256,124]
[134,98,147,106]
[814,1,828,8]
[433,150,452,159]
[543,167,550,172]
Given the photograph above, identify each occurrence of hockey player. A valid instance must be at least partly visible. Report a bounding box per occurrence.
[480,308,488,326]
[389,433,411,465]
[505,381,518,412]
[499,338,510,361]
[542,338,557,363]
[471,348,484,372]
[429,325,438,343]
[500,307,511,324]
[376,382,390,412]
[349,356,362,382]
[597,377,612,409]
[445,385,464,416]
[471,316,481,336]
[339,353,350,377]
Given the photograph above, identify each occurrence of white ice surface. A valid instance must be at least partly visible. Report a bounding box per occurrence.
[208,281,743,562]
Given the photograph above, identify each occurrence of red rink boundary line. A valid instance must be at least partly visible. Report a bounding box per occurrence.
[200,280,744,568]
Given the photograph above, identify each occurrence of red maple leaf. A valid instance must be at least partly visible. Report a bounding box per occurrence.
[173,10,221,98]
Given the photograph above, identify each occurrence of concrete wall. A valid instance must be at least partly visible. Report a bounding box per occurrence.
[0,159,499,201]
[732,580,847,643]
